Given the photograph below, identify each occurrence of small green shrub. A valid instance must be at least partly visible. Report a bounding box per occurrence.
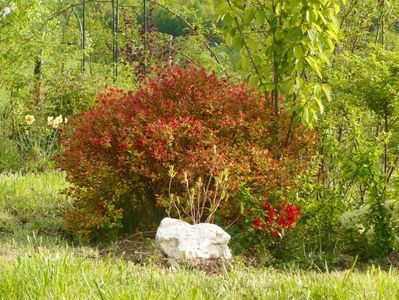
[41,72,103,117]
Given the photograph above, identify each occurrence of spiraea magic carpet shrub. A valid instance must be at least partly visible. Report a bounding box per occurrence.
[58,65,316,239]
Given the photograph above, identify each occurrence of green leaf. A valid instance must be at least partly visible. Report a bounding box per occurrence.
[225,31,233,46]
[306,10,310,23]
[293,45,303,59]
[243,8,255,24]
[215,2,230,15]
[223,13,235,27]
[246,36,258,50]
[274,30,284,41]
[326,38,335,51]
[253,54,263,65]
[319,11,327,25]
[319,52,330,65]
[287,0,301,11]
[313,23,323,32]
[232,35,244,49]
[307,29,317,43]
[315,97,324,114]
[313,84,321,96]
[305,56,322,79]
[248,74,260,87]
[327,29,339,42]
[255,10,266,25]
[303,106,309,124]
[240,55,250,71]
[321,84,332,101]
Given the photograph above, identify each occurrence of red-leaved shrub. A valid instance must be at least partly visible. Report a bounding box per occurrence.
[58,65,316,239]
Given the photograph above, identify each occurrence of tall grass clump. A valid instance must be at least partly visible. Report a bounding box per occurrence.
[0,171,69,236]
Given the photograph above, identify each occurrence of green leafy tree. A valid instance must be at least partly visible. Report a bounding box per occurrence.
[214,0,339,126]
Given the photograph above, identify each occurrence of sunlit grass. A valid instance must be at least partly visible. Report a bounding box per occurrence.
[0,171,69,236]
[0,245,398,299]
[1,171,398,299]
[0,171,69,212]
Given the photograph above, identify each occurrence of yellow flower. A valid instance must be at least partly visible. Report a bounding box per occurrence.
[55,115,63,123]
[25,115,35,125]
[47,116,54,125]
[47,115,65,129]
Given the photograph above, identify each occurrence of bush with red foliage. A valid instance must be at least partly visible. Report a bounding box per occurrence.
[58,65,316,239]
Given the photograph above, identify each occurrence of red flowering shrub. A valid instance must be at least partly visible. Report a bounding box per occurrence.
[252,201,301,238]
[58,65,316,239]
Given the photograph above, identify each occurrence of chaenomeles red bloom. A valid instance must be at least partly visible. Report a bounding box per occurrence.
[277,214,290,229]
[271,230,280,238]
[252,217,266,230]
[278,204,301,228]
[261,201,276,224]
[252,202,301,236]
[267,208,276,224]
[262,201,271,211]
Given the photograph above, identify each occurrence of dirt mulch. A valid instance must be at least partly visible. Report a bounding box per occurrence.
[98,237,233,275]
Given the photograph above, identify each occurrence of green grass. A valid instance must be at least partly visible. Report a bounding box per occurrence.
[1,171,399,299]
[0,244,398,299]
[0,171,69,237]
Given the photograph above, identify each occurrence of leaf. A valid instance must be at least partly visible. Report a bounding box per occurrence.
[293,45,303,59]
[223,13,235,28]
[232,35,244,49]
[280,80,295,94]
[326,38,335,51]
[243,8,255,24]
[313,23,323,32]
[248,74,260,87]
[255,10,266,25]
[240,55,250,71]
[319,52,330,65]
[246,36,258,50]
[274,30,284,41]
[327,29,339,41]
[306,10,310,23]
[313,84,321,96]
[303,106,309,124]
[319,11,327,25]
[287,0,301,11]
[307,29,318,43]
[321,84,332,101]
[215,2,230,15]
[265,35,274,46]
[305,56,322,79]
[253,54,263,65]
[315,97,324,114]
[225,31,233,46]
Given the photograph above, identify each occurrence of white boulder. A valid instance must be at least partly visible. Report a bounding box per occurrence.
[155,218,232,259]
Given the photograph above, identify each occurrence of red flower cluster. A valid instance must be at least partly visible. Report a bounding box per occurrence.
[252,201,301,237]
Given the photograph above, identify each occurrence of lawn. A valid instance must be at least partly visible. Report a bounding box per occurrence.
[0,241,398,299]
[0,172,398,299]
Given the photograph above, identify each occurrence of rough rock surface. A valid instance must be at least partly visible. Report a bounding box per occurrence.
[155,218,232,259]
